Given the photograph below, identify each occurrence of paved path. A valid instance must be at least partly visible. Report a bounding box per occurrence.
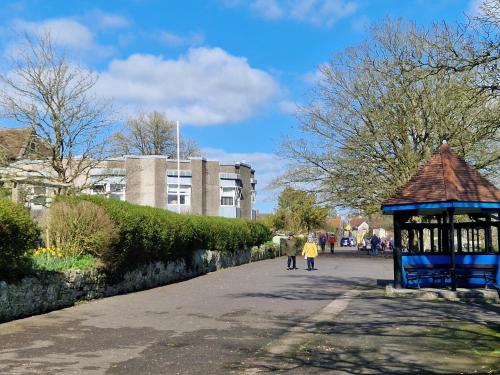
[1,254,498,374]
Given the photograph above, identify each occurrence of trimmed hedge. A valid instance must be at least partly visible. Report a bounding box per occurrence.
[57,196,271,273]
[0,199,39,279]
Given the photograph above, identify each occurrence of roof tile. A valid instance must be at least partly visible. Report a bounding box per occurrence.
[383,143,500,205]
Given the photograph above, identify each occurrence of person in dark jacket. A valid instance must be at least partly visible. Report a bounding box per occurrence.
[284,233,299,270]
[370,235,381,255]
[318,233,327,253]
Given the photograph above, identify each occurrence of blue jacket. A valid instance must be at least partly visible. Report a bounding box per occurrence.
[370,236,380,247]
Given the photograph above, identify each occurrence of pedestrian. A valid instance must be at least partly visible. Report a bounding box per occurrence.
[328,234,336,253]
[284,233,299,270]
[319,232,327,253]
[370,235,380,256]
[302,234,319,271]
[380,239,387,253]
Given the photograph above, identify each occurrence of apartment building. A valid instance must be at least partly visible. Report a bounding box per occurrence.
[87,156,257,220]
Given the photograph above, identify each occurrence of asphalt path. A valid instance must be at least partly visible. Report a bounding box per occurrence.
[0,252,393,374]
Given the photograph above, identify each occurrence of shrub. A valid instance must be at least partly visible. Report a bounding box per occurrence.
[0,199,39,279]
[43,200,117,258]
[57,195,272,273]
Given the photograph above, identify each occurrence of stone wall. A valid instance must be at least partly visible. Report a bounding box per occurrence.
[0,245,279,323]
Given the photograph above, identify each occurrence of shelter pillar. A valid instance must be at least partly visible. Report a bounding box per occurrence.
[485,215,492,252]
[448,208,456,291]
[393,214,403,288]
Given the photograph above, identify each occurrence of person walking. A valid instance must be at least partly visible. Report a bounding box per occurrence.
[319,233,327,253]
[284,233,299,270]
[302,234,319,271]
[328,234,336,254]
[380,238,387,253]
[370,234,380,256]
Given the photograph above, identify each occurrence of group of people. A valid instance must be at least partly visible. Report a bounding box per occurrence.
[318,233,337,254]
[283,233,319,271]
[367,235,393,255]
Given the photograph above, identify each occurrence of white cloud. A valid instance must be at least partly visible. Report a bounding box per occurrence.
[93,12,130,29]
[251,0,284,19]
[159,31,205,47]
[13,18,95,49]
[202,147,283,210]
[96,47,280,126]
[278,100,298,115]
[223,0,358,27]
[11,17,114,58]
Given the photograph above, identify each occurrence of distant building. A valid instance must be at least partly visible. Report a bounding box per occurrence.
[1,127,258,220]
[94,156,257,219]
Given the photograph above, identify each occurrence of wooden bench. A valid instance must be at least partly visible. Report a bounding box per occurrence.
[456,264,498,289]
[404,264,451,288]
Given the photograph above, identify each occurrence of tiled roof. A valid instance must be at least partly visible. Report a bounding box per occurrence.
[383,143,500,206]
[0,127,32,161]
[350,216,368,229]
[0,127,52,161]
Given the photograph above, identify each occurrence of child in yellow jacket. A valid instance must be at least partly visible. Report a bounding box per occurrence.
[302,235,319,271]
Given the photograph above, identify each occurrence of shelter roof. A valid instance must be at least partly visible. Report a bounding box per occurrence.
[382,143,500,211]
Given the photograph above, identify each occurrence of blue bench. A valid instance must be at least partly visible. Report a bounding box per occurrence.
[456,264,498,288]
[404,264,451,288]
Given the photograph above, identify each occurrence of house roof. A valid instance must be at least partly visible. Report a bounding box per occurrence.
[350,216,368,229]
[0,127,32,161]
[0,127,52,161]
[383,143,500,207]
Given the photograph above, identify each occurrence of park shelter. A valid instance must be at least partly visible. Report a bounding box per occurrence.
[382,142,500,290]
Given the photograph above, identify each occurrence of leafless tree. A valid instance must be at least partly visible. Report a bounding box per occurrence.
[0,32,113,194]
[112,111,201,158]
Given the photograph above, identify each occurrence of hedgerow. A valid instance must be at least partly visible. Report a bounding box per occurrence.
[56,196,271,273]
[0,199,39,279]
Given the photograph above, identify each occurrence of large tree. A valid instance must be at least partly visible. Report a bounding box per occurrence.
[0,33,112,194]
[112,111,201,158]
[273,187,328,233]
[415,0,499,94]
[277,19,499,214]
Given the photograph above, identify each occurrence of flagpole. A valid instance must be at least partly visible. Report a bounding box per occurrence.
[176,120,181,214]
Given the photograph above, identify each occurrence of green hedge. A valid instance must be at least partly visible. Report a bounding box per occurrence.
[57,196,271,273]
[0,199,39,279]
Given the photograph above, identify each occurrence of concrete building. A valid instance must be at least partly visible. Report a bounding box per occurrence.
[86,156,257,220]
[1,127,257,219]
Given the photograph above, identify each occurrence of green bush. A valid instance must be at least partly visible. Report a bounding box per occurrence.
[57,196,271,273]
[0,199,39,279]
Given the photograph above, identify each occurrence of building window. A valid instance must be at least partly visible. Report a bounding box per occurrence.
[92,184,106,194]
[167,184,191,205]
[221,196,234,206]
[109,183,125,193]
[220,187,241,207]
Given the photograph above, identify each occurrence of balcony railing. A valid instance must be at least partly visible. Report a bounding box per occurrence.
[219,172,241,180]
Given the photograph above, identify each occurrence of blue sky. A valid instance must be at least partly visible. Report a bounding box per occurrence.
[0,0,479,212]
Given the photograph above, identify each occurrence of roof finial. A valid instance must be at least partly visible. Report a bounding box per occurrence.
[442,139,447,144]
